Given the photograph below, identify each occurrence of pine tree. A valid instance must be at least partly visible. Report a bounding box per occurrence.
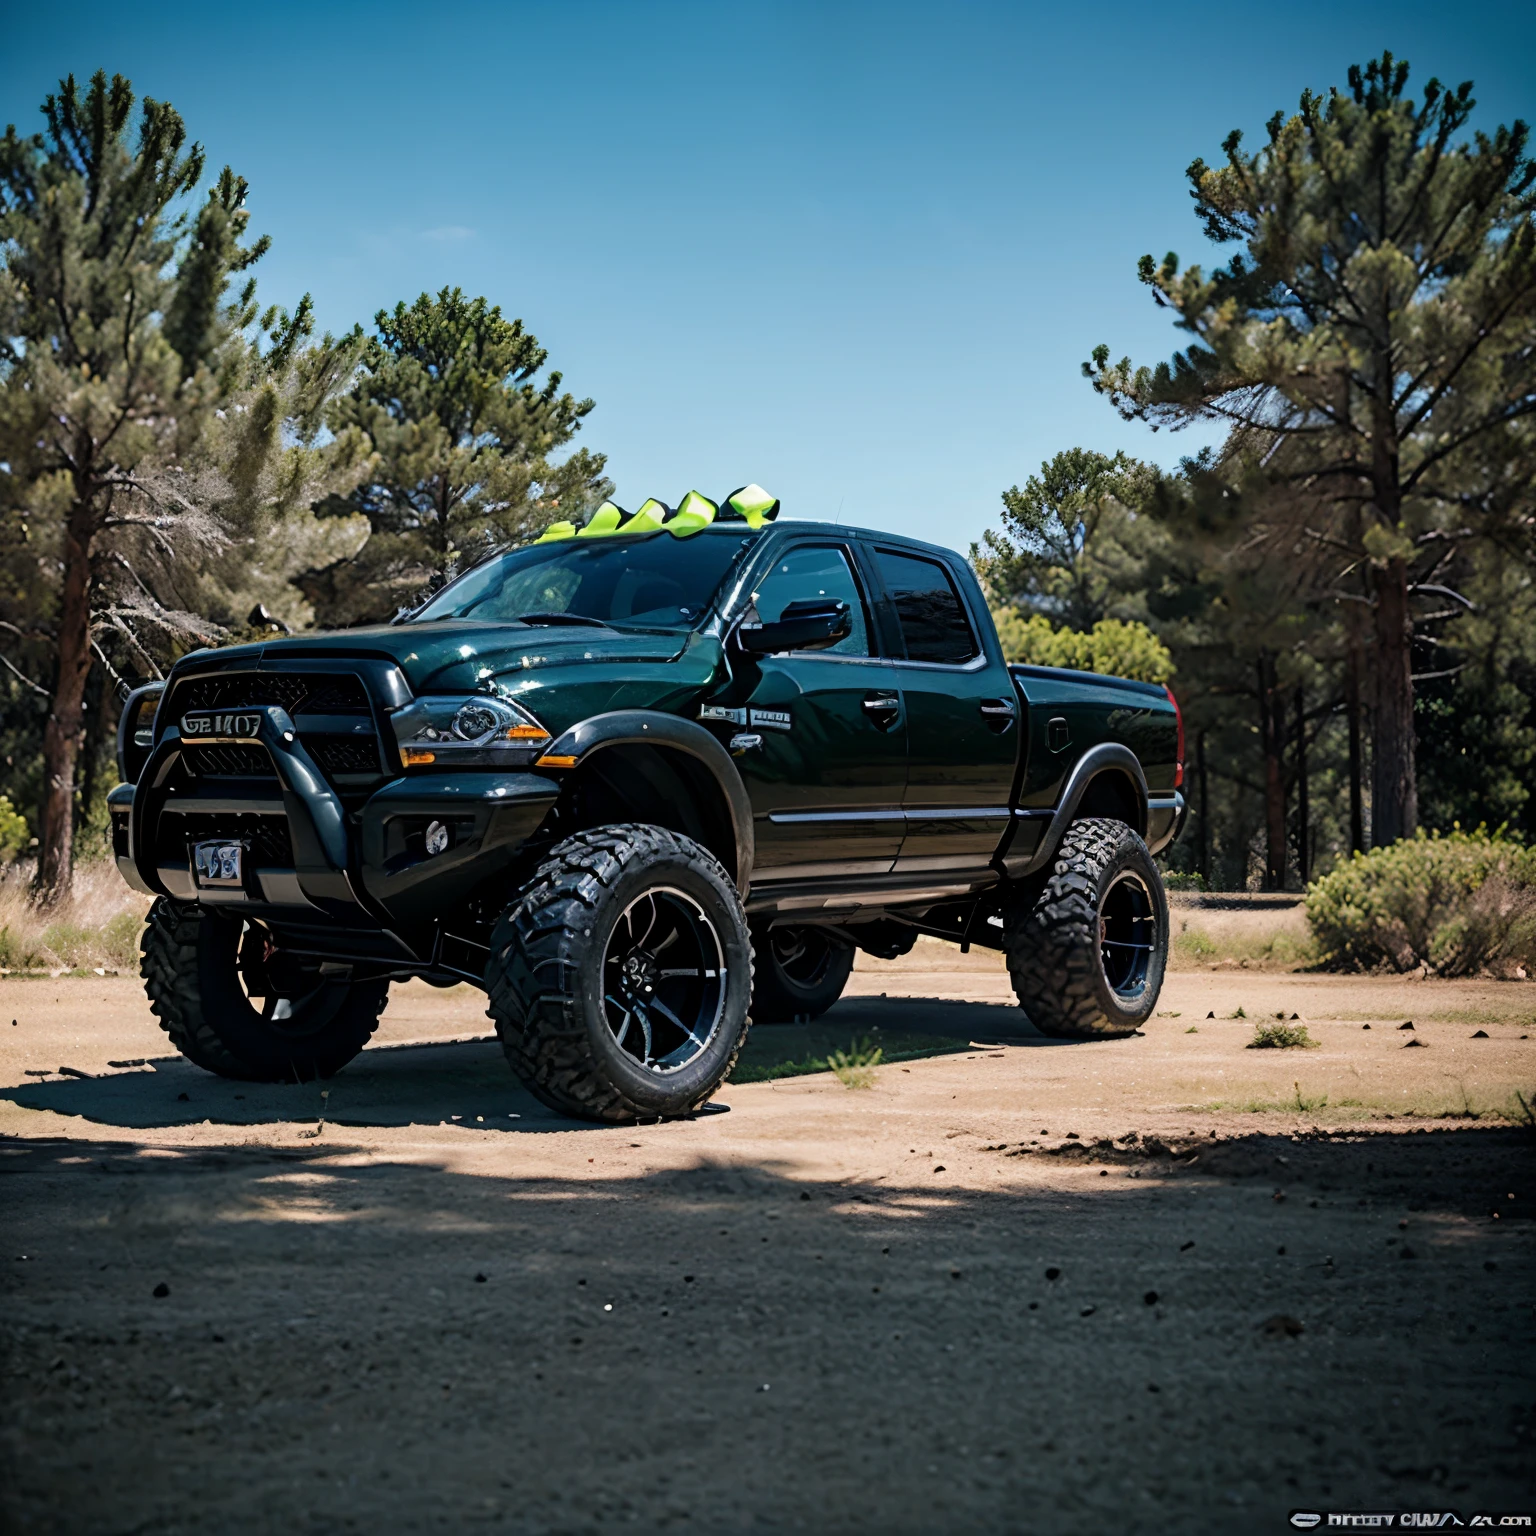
[1085,52,1536,847]
[0,72,360,900]
[299,288,610,625]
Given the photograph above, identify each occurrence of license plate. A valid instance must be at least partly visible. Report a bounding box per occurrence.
[192,841,244,887]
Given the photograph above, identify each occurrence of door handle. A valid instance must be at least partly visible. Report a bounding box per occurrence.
[862,694,901,728]
[979,697,1016,733]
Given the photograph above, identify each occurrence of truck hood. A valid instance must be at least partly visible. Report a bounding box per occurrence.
[210,620,693,696]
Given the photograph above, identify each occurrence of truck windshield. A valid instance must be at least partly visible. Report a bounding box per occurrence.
[406,530,758,629]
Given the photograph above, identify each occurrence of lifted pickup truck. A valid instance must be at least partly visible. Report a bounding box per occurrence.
[111,487,1185,1122]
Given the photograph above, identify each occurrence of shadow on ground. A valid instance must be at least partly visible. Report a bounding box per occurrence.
[0,1128,1530,1535]
[0,995,1046,1133]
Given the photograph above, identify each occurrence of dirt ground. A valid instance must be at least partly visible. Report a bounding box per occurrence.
[1,941,1533,1535]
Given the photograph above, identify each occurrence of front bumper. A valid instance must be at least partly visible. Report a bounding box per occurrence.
[115,703,559,940]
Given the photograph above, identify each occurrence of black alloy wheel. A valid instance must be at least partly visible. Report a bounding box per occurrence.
[1098,871,1157,999]
[749,921,856,1024]
[602,888,727,1073]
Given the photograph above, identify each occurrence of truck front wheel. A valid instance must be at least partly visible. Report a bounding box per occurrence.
[749,922,855,1023]
[1004,818,1167,1038]
[486,825,753,1123]
[140,899,388,1080]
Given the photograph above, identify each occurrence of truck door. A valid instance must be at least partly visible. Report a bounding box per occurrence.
[867,545,1018,878]
[731,541,907,884]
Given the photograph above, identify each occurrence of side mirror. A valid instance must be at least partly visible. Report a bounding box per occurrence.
[737,598,852,655]
[116,682,166,784]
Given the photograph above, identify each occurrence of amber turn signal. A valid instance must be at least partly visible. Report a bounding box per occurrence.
[401,748,437,766]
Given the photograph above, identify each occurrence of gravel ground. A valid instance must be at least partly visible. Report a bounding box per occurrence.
[1,947,1533,1535]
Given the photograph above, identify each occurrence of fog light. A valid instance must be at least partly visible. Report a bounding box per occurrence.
[425,820,450,856]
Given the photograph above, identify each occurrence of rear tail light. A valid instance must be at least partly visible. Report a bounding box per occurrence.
[1164,684,1184,789]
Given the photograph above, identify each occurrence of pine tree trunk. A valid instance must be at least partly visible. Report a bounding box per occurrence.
[1258,652,1287,891]
[1196,727,1209,887]
[1293,683,1309,884]
[37,507,95,904]
[1345,634,1365,853]
[1370,556,1417,847]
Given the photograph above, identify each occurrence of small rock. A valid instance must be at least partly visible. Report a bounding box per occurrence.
[152,1282,169,1299]
[1399,1020,1415,1031]
[1147,1383,1160,1393]
[1260,1313,1304,1338]
[950,1269,963,1280]
[933,1165,946,1174]
[1143,1291,1158,1305]
[176,1092,189,1102]
[1045,1267,1061,1281]
[683,1275,694,1283]
[1362,1023,1371,1030]
[1179,1240,1195,1251]
[1273,1190,1286,1203]
[1290,1013,1300,1021]
[1066,1131,1079,1140]
[798,1192,811,1202]
[1404,1038,1426,1048]
[474,1273,487,1283]
[1276,1246,1286,1255]
[1080,1306,1096,1317]
[1472,1030,1489,1039]
[1206,1011,1215,1019]
[1098,1169,1108,1177]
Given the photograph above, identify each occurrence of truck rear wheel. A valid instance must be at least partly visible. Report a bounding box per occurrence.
[140,899,388,1081]
[1004,818,1167,1038]
[749,922,855,1023]
[486,824,753,1123]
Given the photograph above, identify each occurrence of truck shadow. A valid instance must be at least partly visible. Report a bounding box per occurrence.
[0,995,1063,1133]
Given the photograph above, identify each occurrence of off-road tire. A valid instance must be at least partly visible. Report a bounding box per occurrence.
[1004,818,1167,1038]
[749,921,855,1023]
[486,824,753,1123]
[140,898,388,1081]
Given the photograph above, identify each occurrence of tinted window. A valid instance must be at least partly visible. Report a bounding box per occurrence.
[875,550,978,665]
[749,544,871,657]
[409,528,755,629]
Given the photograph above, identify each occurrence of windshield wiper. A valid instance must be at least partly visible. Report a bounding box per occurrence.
[513,612,614,628]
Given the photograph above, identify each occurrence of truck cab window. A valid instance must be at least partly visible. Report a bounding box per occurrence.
[874,549,978,664]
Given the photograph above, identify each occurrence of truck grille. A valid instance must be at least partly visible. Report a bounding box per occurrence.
[307,737,382,774]
[182,743,276,779]
[169,669,388,792]
[177,672,372,716]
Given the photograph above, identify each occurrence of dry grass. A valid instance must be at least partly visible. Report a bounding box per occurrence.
[0,860,149,973]
[1168,900,1316,972]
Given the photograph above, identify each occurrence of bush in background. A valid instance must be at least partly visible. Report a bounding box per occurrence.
[0,796,29,863]
[1306,830,1536,976]
[991,609,1174,684]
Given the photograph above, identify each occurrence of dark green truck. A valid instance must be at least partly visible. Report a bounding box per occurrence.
[111,487,1185,1122]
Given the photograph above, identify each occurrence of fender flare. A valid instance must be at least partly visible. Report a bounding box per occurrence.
[1013,742,1149,877]
[538,710,755,892]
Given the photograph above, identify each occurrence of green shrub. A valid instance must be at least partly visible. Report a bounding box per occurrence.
[1247,1021,1317,1049]
[1306,829,1536,976]
[991,609,1174,684]
[0,796,29,863]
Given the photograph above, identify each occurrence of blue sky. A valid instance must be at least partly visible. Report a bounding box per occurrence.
[4,1,1531,551]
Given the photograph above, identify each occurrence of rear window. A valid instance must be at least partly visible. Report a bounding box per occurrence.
[874,549,978,665]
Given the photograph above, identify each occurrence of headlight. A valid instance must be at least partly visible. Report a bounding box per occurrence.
[390,694,552,768]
